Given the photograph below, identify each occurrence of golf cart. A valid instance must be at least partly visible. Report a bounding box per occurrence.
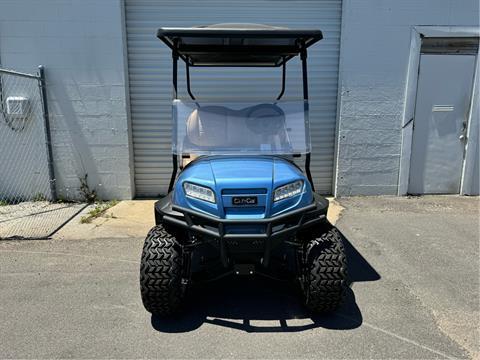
[140,24,347,316]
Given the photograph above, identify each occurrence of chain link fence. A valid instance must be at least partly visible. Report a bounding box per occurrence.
[0,67,86,239]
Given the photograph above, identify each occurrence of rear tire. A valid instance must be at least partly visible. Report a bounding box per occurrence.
[301,225,348,313]
[140,224,186,316]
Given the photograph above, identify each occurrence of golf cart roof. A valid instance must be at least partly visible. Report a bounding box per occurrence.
[157,23,323,67]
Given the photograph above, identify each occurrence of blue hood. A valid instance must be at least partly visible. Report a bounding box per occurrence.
[209,157,273,188]
[173,156,313,219]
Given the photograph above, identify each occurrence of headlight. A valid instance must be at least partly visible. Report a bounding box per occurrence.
[273,180,304,202]
[183,182,216,203]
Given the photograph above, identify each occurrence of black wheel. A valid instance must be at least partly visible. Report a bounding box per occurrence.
[301,225,348,313]
[140,224,186,316]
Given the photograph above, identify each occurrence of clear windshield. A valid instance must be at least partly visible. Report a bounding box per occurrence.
[172,100,310,156]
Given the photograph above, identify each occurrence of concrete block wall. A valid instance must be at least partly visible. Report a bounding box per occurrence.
[336,0,479,195]
[0,0,133,200]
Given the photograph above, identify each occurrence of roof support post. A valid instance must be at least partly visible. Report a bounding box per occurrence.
[300,47,309,101]
[169,49,179,193]
[186,60,196,100]
[172,51,179,99]
[276,60,286,100]
[300,46,315,192]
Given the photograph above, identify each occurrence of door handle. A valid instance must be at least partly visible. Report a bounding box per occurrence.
[459,134,466,141]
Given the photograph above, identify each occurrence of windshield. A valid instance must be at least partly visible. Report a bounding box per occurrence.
[172,100,310,156]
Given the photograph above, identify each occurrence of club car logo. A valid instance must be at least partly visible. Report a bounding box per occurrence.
[232,196,258,206]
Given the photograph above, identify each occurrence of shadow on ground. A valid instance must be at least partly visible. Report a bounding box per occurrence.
[152,232,380,333]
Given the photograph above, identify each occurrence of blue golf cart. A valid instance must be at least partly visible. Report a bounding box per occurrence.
[140,24,347,316]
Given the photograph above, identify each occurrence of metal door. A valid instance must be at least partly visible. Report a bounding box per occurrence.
[409,54,476,194]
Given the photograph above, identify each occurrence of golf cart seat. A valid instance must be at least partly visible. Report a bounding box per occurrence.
[181,103,291,167]
[186,103,287,148]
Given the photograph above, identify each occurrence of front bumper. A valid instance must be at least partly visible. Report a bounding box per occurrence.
[154,193,328,267]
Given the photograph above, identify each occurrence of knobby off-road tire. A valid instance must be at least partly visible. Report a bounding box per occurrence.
[302,225,348,313]
[140,224,186,316]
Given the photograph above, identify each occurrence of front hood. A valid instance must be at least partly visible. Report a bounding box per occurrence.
[209,157,274,188]
[173,156,313,218]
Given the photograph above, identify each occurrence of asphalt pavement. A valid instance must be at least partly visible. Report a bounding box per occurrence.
[0,195,478,359]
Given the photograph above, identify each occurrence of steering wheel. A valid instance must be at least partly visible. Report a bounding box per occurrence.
[245,103,286,135]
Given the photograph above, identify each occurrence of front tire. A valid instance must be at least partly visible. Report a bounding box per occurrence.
[301,225,348,313]
[140,224,186,316]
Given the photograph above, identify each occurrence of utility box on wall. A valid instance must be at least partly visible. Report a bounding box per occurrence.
[6,96,29,119]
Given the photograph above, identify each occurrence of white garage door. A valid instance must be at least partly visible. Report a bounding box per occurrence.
[125,0,342,197]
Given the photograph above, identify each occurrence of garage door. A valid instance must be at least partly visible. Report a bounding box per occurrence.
[125,0,342,197]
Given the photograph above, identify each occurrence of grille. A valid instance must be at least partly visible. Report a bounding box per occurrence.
[221,188,267,195]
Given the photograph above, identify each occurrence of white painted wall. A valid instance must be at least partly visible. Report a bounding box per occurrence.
[1,0,478,199]
[0,0,133,200]
[336,0,479,195]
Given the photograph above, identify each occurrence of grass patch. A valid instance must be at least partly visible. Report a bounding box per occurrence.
[55,195,77,204]
[0,200,8,206]
[80,200,118,224]
[32,193,47,202]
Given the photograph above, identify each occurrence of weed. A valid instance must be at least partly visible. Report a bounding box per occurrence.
[32,193,47,202]
[55,195,75,204]
[0,200,8,206]
[80,200,118,224]
[79,174,97,203]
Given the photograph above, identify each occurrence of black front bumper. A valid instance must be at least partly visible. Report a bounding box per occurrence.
[154,194,329,267]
